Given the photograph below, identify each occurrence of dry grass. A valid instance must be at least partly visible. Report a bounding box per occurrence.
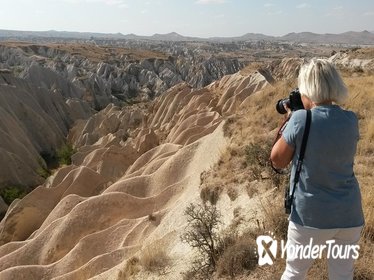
[216,235,258,278]
[344,73,374,279]
[354,239,374,280]
[140,243,170,273]
[200,184,223,205]
[258,193,289,240]
[201,79,293,202]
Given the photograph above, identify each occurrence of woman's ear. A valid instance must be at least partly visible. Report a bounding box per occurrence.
[301,95,314,109]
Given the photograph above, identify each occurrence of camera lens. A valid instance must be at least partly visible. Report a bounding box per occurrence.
[276,99,289,114]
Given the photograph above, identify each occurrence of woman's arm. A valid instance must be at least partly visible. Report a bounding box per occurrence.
[270,136,295,169]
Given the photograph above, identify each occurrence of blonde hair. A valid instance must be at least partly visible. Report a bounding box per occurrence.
[298,58,348,104]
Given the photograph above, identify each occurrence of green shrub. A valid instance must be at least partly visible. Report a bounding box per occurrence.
[0,186,27,205]
[36,157,51,179]
[57,144,76,165]
[36,166,51,179]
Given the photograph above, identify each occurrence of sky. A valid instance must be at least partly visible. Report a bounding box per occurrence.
[0,0,373,38]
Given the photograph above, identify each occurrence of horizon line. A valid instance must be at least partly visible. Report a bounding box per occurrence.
[0,28,373,39]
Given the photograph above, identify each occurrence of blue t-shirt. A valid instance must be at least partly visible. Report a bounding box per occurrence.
[282,105,364,229]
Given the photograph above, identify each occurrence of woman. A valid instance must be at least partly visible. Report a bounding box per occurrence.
[270,59,364,280]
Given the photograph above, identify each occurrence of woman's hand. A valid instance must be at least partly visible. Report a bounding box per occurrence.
[284,103,292,119]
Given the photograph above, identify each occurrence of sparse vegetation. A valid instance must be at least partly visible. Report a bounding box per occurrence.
[244,142,272,181]
[258,194,289,240]
[216,235,258,278]
[56,144,76,166]
[181,202,222,278]
[182,202,259,279]
[200,184,222,205]
[226,186,239,201]
[0,186,27,205]
[36,158,51,179]
[118,256,141,279]
[148,213,157,222]
[244,142,271,168]
[140,243,170,273]
[345,73,374,280]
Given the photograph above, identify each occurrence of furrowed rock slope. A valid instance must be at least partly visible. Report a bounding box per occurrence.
[0,72,93,187]
[0,69,273,279]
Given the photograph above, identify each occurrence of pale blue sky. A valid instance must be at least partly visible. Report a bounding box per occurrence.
[0,0,373,37]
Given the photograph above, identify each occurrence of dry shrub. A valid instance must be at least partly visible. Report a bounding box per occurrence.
[118,256,140,279]
[181,202,222,278]
[216,235,258,278]
[223,116,237,137]
[364,118,374,146]
[226,187,238,201]
[246,181,259,198]
[148,213,157,222]
[200,184,222,205]
[244,140,289,189]
[140,243,170,273]
[245,142,271,168]
[244,142,269,181]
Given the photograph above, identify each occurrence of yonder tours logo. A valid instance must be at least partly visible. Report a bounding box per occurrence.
[255,234,360,266]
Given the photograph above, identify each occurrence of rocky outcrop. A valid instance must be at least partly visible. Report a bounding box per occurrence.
[0,43,243,109]
[265,57,304,80]
[329,48,374,71]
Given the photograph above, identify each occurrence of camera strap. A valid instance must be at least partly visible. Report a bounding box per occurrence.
[288,109,312,211]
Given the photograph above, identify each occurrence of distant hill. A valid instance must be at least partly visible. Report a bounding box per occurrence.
[0,29,126,39]
[280,30,374,45]
[209,33,275,42]
[1,29,374,45]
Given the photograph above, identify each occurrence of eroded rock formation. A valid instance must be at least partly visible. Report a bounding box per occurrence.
[0,72,93,187]
[0,66,275,279]
[0,43,243,109]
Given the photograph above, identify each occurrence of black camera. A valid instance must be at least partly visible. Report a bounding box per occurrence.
[276,89,304,114]
[284,188,292,214]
